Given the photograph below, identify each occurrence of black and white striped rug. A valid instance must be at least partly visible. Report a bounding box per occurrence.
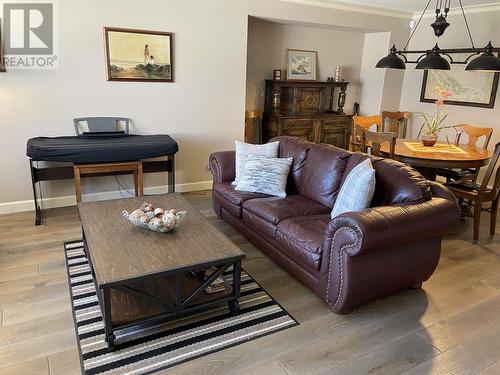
[64,240,298,375]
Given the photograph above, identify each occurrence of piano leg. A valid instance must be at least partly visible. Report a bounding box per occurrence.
[29,159,44,226]
[168,154,175,193]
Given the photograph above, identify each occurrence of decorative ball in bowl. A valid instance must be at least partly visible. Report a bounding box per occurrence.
[122,202,187,233]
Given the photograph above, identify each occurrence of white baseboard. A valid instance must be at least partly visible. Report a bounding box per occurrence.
[0,180,213,215]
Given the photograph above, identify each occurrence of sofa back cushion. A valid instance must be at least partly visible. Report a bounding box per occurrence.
[270,136,312,193]
[341,152,431,206]
[299,143,350,207]
[371,158,431,205]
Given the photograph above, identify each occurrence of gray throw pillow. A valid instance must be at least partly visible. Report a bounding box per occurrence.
[235,155,293,197]
[331,158,376,218]
[232,141,280,186]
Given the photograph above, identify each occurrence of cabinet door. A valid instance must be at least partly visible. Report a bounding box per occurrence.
[298,88,323,114]
[282,119,314,142]
[321,118,350,149]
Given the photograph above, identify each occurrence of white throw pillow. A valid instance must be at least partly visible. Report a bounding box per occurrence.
[232,141,279,186]
[331,159,376,218]
[235,155,293,197]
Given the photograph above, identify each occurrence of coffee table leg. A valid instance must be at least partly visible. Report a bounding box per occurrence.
[228,260,242,314]
[102,287,115,350]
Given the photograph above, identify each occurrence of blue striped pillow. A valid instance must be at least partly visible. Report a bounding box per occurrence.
[331,159,376,218]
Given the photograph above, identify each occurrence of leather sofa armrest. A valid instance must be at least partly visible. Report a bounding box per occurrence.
[209,151,236,183]
[320,193,459,313]
[323,195,460,258]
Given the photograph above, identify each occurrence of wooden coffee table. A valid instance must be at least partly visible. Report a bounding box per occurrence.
[77,194,245,350]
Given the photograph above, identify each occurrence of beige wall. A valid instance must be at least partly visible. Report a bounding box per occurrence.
[400,10,500,151]
[246,17,365,113]
[0,0,410,213]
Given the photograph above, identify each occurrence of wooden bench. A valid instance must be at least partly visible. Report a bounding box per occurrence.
[74,161,143,203]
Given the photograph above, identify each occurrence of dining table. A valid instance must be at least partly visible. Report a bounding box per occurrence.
[380,139,493,180]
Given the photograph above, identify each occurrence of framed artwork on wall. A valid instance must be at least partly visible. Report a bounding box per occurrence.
[104,27,174,82]
[420,54,499,108]
[285,49,317,81]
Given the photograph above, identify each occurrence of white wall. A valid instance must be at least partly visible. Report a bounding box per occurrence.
[246,17,365,113]
[0,0,410,213]
[400,9,500,149]
[0,0,248,211]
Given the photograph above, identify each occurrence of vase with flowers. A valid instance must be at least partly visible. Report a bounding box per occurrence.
[416,84,453,147]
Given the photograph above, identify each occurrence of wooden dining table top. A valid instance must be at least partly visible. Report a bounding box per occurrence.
[380,139,493,169]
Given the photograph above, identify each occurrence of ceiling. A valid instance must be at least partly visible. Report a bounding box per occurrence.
[320,0,499,13]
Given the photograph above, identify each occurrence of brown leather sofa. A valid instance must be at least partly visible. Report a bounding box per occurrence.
[209,136,460,313]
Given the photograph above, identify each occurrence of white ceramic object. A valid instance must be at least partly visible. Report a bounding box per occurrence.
[122,202,187,233]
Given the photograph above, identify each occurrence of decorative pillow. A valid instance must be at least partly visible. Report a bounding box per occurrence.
[330,158,376,218]
[232,141,279,185]
[235,155,293,197]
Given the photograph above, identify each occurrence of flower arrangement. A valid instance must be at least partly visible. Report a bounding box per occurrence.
[416,84,454,146]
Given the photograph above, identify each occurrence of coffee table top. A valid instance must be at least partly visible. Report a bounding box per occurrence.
[78,194,245,286]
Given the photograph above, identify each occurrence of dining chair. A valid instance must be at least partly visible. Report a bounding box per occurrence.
[446,142,500,241]
[436,124,494,183]
[381,111,411,138]
[360,127,397,159]
[351,115,382,151]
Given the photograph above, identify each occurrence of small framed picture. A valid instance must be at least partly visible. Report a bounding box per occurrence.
[104,27,174,82]
[273,69,282,80]
[286,49,317,81]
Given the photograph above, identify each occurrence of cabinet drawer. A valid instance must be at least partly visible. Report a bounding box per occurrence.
[323,117,351,126]
[282,119,314,142]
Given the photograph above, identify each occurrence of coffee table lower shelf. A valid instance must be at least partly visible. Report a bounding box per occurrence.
[89,254,243,350]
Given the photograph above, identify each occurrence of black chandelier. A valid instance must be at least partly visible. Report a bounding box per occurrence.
[376,0,500,72]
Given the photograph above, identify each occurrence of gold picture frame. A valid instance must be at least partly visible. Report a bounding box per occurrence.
[104,27,174,82]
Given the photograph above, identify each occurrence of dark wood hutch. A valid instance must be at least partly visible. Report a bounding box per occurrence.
[262,80,352,149]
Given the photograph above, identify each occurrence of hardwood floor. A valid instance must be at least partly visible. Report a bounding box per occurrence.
[0,190,498,375]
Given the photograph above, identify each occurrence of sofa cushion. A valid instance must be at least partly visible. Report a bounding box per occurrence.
[242,209,278,239]
[235,155,293,197]
[276,214,331,271]
[371,158,431,206]
[270,136,312,193]
[213,182,269,217]
[299,143,351,207]
[341,153,431,206]
[242,194,331,225]
[214,181,269,206]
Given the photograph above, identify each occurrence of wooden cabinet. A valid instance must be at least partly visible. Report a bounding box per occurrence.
[263,114,351,149]
[262,80,352,149]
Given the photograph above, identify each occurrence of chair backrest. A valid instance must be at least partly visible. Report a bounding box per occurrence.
[478,142,500,199]
[381,111,410,138]
[360,128,397,159]
[351,115,382,151]
[352,115,383,131]
[73,117,130,135]
[454,124,493,149]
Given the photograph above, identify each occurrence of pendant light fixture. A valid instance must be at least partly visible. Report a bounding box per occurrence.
[376,0,500,72]
[465,42,500,72]
[415,44,450,70]
[375,45,405,70]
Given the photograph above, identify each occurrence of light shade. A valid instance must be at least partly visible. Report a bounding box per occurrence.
[375,44,406,69]
[415,44,450,70]
[465,42,500,72]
